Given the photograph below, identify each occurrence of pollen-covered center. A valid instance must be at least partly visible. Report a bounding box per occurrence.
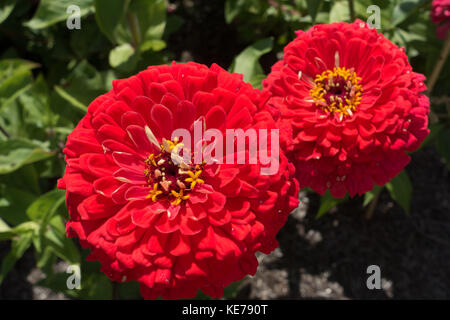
[310,67,363,119]
[144,138,204,206]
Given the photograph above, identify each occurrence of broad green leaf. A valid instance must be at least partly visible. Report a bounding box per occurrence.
[54,85,87,113]
[39,258,111,299]
[57,60,107,108]
[18,74,53,129]
[224,0,245,24]
[26,189,65,223]
[386,170,412,214]
[0,217,12,240]
[42,215,80,265]
[249,73,266,90]
[0,231,33,285]
[329,1,350,23]
[306,0,323,22]
[0,59,38,112]
[391,0,428,27]
[0,0,16,24]
[223,280,242,299]
[94,0,129,43]
[129,0,166,41]
[140,39,166,52]
[76,272,112,299]
[0,186,37,225]
[229,37,273,83]
[316,191,347,218]
[24,0,94,30]
[435,127,450,170]
[109,43,136,68]
[0,164,41,196]
[0,138,54,174]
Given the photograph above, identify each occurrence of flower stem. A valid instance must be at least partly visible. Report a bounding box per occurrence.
[126,13,141,48]
[348,0,355,22]
[365,187,381,220]
[0,124,10,138]
[427,31,450,96]
[425,31,450,123]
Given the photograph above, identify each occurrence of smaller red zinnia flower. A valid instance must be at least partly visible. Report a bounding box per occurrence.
[432,0,450,39]
[263,20,430,198]
[58,62,299,299]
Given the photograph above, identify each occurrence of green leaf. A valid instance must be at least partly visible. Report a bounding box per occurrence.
[0,217,12,241]
[0,231,33,285]
[419,122,444,150]
[26,189,65,223]
[129,0,166,41]
[140,39,166,52]
[0,186,37,225]
[249,73,266,90]
[0,0,16,24]
[386,170,412,214]
[391,0,428,27]
[363,184,382,207]
[224,0,243,24]
[94,0,129,43]
[435,127,450,170]
[316,191,347,218]
[54,85,88,113]
[229,37,273,83]
[329,1,350,23]
[24,0,94,30]
[41,215,80,265]
[306,0,323,23]
[109,43,136,68]
[0,59,38,112]
[223,280,242,299]
[57,60,107,108]
[18,74,53,129]
[0,138,54,174]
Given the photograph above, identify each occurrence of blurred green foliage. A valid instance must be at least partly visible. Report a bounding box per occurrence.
[0,0,448,299]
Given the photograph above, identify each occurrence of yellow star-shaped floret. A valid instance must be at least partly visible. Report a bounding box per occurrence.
[185,170,204,189]
[170,189,190,206]
[146,183,163,202]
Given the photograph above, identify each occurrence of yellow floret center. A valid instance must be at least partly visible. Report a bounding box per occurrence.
[310,67,363,118]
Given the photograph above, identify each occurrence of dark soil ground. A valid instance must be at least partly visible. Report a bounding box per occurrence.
[241,146,450,299]
[1,0,450,300]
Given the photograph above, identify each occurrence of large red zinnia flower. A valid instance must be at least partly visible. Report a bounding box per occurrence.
[263,20,429,198]
[58,62,299,299]
[431,0,450,39]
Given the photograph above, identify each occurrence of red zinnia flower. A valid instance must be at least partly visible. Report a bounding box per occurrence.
[58,62,299,299]
[431,0,450,39]
[263,20,429,198]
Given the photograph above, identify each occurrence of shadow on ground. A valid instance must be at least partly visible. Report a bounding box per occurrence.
[241,146,450,299]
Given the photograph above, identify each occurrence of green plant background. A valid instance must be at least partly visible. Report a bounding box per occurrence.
[0,0,448,299]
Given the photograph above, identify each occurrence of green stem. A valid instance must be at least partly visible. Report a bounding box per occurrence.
[427,31,450,122]
[365,188,381,220]
[0,124,10,138]
[428,32,450,94]
[348,0,355,22]
[126,13,141,48]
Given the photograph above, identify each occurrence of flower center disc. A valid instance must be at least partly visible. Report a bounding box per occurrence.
[310,67,363,119]
[144,138,204,206]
